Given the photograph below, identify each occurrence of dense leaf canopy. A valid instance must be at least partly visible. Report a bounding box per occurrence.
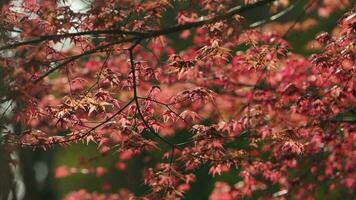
[0,0,355,199]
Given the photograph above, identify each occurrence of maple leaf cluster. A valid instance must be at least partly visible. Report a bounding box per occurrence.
[0,0,354,199]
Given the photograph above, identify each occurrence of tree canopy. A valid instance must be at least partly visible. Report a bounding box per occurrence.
[0,0,355,199]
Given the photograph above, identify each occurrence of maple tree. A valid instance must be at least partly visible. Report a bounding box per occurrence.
[0,0,355,199]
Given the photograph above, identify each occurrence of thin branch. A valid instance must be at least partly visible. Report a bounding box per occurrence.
[137,96,193,127]
[0,29,144,51]
[249,0,301,28]
[0,100,14,123]
[85,50,112,93]
[282,0,314,37]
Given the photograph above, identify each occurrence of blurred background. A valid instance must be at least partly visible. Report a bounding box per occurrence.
[0,0,353,199]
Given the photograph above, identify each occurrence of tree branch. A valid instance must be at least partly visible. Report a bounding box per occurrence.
[128,41,175,148]
[0,0,276,51]
[33,37,139,83]
[0,29,144,51]
[142,0,276,39]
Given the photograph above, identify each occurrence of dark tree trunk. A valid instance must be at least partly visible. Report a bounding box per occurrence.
[0,144,16,200]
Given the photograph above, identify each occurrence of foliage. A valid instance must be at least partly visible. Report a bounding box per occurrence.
[0,0,355,199]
